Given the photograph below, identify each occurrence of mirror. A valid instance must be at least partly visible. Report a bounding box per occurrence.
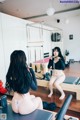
[51,32,61,42]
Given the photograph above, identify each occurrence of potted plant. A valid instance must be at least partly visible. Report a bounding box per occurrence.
[65,50,69,56]
[65,50,70,67]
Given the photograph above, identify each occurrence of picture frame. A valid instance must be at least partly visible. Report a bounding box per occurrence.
[69,34,73,40]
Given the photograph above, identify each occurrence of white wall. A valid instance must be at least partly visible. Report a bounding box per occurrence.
[51,16,80,61]
[63,16,80,61]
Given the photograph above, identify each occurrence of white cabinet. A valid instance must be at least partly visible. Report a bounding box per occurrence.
[0,13,6,84]
[0,12,27,84]
[27,24,43,43]
[43,29,52,55]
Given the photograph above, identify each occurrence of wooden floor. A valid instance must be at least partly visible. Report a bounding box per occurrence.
[64,62,80,77]
[30,62,80,119]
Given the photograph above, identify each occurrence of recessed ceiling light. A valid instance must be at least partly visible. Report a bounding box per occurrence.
[46,7,55,16]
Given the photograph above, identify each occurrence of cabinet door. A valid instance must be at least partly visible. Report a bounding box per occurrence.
[0,13,6,84]
[0,13,27,84]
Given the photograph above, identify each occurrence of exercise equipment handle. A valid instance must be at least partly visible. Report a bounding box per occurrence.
[56,94,73,120]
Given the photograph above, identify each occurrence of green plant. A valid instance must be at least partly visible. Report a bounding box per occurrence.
[65,50,69,56]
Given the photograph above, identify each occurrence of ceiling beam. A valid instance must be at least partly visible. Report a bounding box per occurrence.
[23,13,47,20]
[23,6,80,20]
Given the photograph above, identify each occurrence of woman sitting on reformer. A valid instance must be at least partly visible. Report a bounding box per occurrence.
[48,47,65,100]
[6,50,43,114]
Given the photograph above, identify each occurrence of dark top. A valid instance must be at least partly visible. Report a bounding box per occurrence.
[48,58,65,70]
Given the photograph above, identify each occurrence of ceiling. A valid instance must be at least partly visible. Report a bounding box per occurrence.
[0,0,80,27]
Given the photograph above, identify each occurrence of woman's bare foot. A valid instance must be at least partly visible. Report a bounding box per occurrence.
[59,93,65,100]
[48,92,53,98]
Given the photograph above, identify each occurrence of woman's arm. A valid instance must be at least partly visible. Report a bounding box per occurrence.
[29,68,38,90]
[48,59,53,69]
[59,58,65,70]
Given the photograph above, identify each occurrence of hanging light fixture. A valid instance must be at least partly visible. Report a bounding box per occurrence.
[0,0,5,3]
[46,7,55,16]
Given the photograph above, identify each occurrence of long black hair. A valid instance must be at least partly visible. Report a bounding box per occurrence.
[6,50,32,94]
[52,47,65,62]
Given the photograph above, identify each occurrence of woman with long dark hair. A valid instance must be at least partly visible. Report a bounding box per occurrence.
[48,47,65,100]
[6,50,43,114]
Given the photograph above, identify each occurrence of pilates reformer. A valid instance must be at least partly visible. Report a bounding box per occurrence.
[0,94,79,120]
[30,57,80,100]
[6,75,80,101]
[55,94,73,120]
[37,76,80,100]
